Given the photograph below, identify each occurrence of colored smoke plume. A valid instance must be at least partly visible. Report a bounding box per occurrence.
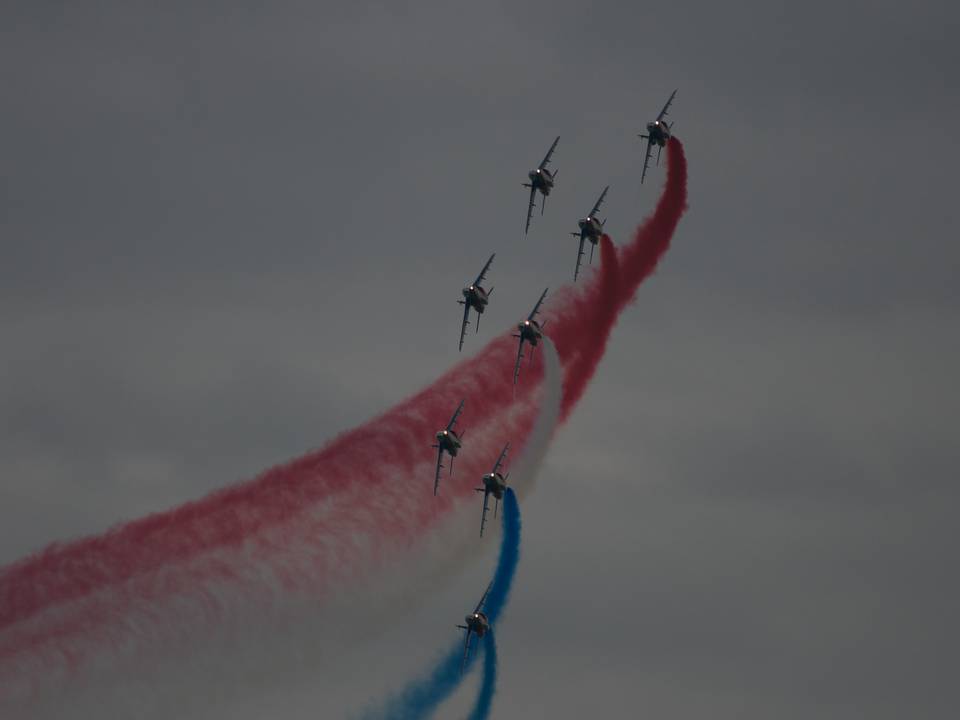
[0,140,688,705]
[364,487,521,720]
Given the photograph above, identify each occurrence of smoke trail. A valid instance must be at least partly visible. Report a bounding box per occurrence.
[0,140,687,702]
[550,137,688,420]
[468,632,497,720]
[364,488,520,720]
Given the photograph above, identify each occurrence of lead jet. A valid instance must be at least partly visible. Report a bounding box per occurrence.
[570,185,609,281]
[638,89,677,184]
[512,288,548,385]
[522,136,560,235]
[457,581,492,673]
[432,399,465,495]
[476,442,510,537]
[457,253,495,352]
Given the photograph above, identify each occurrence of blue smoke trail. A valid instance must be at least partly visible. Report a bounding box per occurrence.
[467,631,497,720]
[363,488,520,719]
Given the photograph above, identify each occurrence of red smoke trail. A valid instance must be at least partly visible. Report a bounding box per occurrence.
[0,338,545,679]
[0,139,687,687]
[550,136,688,419]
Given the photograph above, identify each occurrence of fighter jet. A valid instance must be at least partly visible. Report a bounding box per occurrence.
[457,581,492,673]
[570,185,609,281]
[512,288,548,385]
[522,136,560,234]
[457,253,495,352]
[476,442,510,537]
[638,89,677,184]
[431,399,465,495]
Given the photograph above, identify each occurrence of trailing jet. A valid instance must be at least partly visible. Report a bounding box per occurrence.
[432,399,465,495]
[638,89,677,184]
[476,442,510,537]
[458,253,495,352]
[512,288,548,385]
[570,185,609,281]
[457,581,492,673]
[522,136,560,234]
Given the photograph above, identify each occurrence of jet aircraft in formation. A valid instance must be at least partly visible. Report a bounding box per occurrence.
[638,89,677,184]
[457,581,492,673]
[432,399,465,495]
[457,253,495,352]
[570,185,609,281]
[512,288,549,385]
[428,90,679,692]
[522,136,560,235]
[476,442,510,537]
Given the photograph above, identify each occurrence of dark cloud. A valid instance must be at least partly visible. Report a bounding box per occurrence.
[2,1,958,717]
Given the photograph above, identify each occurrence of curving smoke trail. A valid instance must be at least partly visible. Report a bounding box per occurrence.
[550,137,688,420]
[364,487,521,720]
[0,139,688,708]
[468,631,497,720]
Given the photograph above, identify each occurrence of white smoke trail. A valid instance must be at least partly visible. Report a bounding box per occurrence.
[11,341,561,720]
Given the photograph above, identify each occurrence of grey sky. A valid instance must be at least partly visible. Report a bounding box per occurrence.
[2,1,958,717]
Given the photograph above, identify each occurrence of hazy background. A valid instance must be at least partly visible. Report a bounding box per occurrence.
[2,1,958,717]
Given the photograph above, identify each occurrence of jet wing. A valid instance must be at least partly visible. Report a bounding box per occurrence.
[473,253,495,287]
[657,89,677,122]
[433,446,444,496]
[640,135,655,184]
[474,581,493,614]
[574,233,587,281]
[479,489,492,537]
[446,399,465,431]
[491,442,510,475]
[512,335,525,385]
[538,135,560,170]
[527,287,549,321]
[458,302,471,352]
[524,184,537,235]
[589,185,609,218]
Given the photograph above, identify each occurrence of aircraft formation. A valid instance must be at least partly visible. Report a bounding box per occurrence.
[435,92,678,672]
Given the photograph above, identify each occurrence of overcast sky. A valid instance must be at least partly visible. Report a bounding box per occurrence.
[2,1,958,717]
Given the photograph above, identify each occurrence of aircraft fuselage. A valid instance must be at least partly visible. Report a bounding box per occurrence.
[527,168,555,195]
[462,284,489,312]
[465,611,490,637]
[646,120,670,147]
[482,472,507,499]
[578,216,603,244]
[518,319,543,346]
[436,429,462,456]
